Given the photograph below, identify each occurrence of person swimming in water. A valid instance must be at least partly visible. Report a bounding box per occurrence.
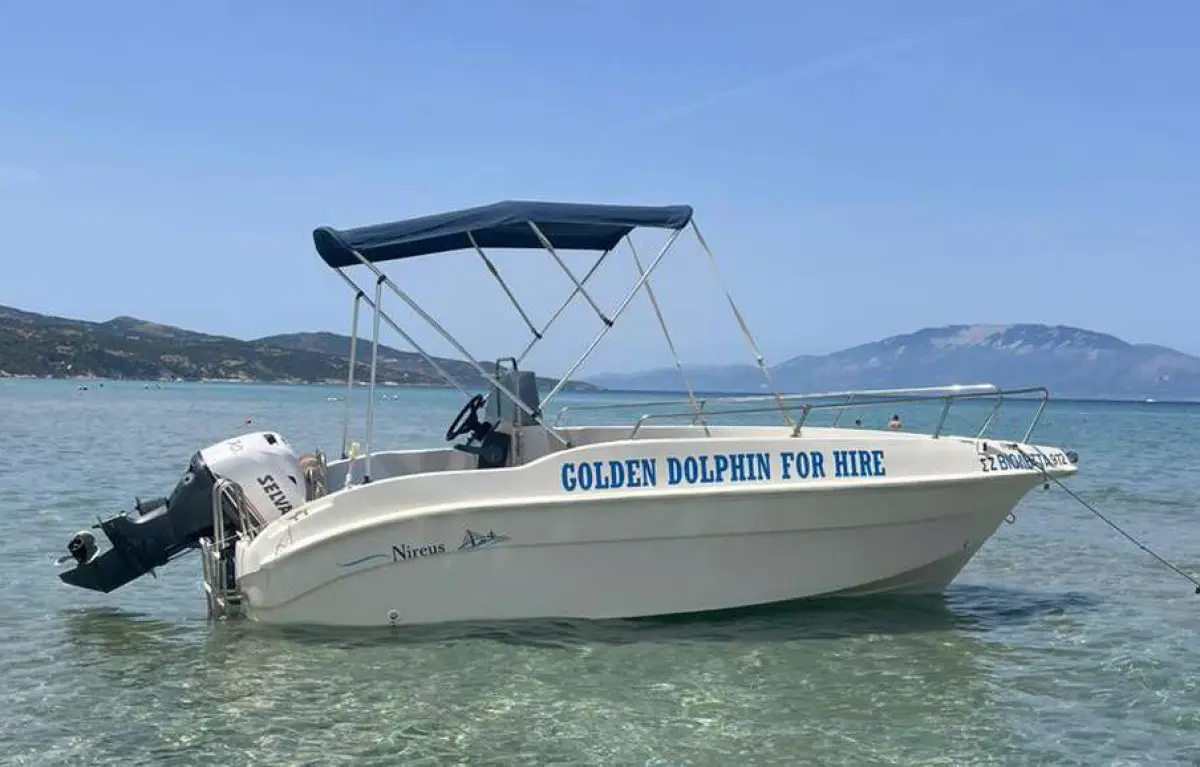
[887,414,903,429]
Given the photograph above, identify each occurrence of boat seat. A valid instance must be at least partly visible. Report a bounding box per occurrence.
[299,452,328,500]
[482,368,546,466]
[487,369,542,427]
[476,430,511,470]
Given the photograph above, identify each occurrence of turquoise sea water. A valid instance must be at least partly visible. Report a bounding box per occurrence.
[1,379,1198,765]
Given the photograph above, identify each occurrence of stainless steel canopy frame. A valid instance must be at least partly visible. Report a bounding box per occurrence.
[312,201,786,470]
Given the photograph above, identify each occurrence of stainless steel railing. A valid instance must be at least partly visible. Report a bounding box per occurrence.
[199,478,259,619]
[552,383,1051,443]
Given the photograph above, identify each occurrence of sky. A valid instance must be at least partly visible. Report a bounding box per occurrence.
[1,0,1198,378]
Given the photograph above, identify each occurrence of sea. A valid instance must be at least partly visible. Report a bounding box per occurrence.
[1,378,1197,765]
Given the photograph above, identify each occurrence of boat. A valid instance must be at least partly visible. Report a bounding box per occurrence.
[56,200,1080,628]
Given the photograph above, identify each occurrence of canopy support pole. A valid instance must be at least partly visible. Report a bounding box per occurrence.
[689,220,793,426]
[347,250,569,447]
[514,249,611,367]
[362,275,385,483]
[339,290,363,459]
[332,269,471,399]
[540,226,684,409]
[626,236,705,429]
[528,222,612,326]
[467,231,542,339]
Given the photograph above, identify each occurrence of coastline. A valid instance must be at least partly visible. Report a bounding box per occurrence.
[3,374,1193,405]
[0,372,603,392]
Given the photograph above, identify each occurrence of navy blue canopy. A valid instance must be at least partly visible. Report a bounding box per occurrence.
[313,200,694,268]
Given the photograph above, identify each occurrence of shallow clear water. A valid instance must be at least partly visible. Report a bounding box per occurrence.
[1,380,1198,765]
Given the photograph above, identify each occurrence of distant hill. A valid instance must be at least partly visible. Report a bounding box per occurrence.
[0,305,597,390]
[7,307,1194,400]
[257,331,597,392]
[585,324,1200,401]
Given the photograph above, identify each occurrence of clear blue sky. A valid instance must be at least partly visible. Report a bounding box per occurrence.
[1,0,1197,376]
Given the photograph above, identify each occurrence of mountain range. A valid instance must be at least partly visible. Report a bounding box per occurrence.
[0,304,595,391]
[2,304,1197,400]
[586,324,1200,401]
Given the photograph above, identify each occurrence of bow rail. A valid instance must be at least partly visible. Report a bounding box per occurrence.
[553,383,1050,443]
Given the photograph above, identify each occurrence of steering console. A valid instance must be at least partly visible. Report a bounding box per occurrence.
[445,394,492,443]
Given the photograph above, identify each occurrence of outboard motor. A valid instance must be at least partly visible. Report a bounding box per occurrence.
[58,431,307,594]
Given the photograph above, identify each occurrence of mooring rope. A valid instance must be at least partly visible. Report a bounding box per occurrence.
[1011,444,1200,594]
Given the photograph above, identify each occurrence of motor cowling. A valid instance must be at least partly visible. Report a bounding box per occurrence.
[200,432,308,528]
[58,430,309,594]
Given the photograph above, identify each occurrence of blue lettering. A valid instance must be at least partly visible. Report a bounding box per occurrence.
[623,458,640,488]
[810,451,825,478]
[605,460,625,488]
[667,456,682,485]
[780,451,794,479]
[617,458,659,488]
[822,449,887,479]
[833,450,850,478]
[730,453,747,482]
[778,451,828,480]
[714,454,729,483]
[830,449,891,478]
[857,450,874,476]
[755,452,771,480]
[795,451,811,478]
[594,461,610,489]
[641,458,658,486]
[562,453,784,491]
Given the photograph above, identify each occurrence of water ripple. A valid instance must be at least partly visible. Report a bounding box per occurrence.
[1,381,1198,764]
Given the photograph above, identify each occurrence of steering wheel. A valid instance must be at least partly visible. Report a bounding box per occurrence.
[445,394,491,442]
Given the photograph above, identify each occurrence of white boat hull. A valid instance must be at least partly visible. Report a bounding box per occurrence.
[52,196,1086,633]
[235,428,1072,628]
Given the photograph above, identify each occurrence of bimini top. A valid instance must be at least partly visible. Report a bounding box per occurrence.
[312,200,694,268]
